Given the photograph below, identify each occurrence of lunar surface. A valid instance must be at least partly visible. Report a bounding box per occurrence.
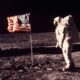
[0,32,80,80]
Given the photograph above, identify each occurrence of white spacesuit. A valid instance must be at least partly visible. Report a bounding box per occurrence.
[53,15,79,71]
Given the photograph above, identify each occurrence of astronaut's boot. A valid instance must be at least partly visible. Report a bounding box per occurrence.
[62,48,75,71]
[62,62,75,71]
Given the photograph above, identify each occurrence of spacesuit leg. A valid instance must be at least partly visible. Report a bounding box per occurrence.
[62,40,74,71]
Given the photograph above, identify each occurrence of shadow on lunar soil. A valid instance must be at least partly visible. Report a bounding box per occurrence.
[72,67,80,72]
[0,44,80,57]
[0,47,62,57]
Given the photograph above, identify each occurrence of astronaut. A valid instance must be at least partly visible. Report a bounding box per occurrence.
[53,15,79,71]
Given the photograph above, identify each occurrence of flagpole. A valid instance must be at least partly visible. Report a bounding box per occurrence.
[27,13,34,65]
[30,31,33,65]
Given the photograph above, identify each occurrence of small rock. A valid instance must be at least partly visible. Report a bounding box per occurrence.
[37,70,42,73]
[3,62,12,69]
[47,68,52,71]
[18,69,23,72]
[34,66,38,69]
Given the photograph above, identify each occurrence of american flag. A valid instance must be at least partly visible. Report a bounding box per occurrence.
[7,13,31,33]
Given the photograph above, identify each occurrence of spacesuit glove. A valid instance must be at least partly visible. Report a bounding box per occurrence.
[55,43,59,48]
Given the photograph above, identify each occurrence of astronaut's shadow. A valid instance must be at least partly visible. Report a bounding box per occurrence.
[71,67,80,72]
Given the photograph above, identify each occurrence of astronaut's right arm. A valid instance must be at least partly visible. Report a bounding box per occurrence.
[55,28,60,48]
[55,26,65,48]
